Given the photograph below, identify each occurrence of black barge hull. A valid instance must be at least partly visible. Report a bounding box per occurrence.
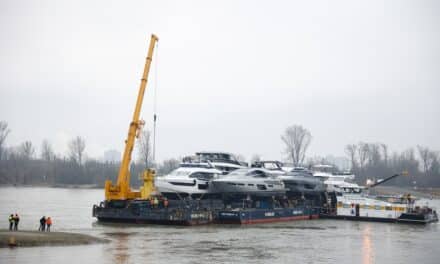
[216,206,320,224]
[93,200,217,226]
[320,212,438,224]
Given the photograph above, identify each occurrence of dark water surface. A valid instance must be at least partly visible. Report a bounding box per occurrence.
[0,187,439,264]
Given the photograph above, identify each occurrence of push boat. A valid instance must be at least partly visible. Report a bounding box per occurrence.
[320,173,438,224]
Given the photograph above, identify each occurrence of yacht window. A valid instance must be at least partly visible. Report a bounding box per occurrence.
[229,169,249,176]
[248,170,267,177]
[268,185,274,187]
[304,184,315,189]
[198,183,209,190]
[248,184,254,186]
[189,172,214,180]
[263,163,280,170]
[237,183,245,186]
[169,181,196,186]
[257,184,267,190]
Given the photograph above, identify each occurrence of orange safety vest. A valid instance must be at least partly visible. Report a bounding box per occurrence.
[46,218,52,225]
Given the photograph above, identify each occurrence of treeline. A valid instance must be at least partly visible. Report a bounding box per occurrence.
[342,142,440,187]
[0,121,180,187]
[0,157,180,188]
[1,121,440,187]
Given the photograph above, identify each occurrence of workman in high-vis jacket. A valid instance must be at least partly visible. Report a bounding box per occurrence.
[8,214,14,231]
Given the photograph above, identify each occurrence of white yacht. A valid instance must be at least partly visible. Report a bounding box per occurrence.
[312,164,355,180]
[279,167,326,194]
[182,151,247,174]
[211,168,286,196]
[312,164,362,193]
[155,166,222,199]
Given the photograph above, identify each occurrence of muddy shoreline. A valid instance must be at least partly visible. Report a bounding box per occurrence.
[0,230,109,248]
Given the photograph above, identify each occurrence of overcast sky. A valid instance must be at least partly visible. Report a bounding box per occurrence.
[1,0,439,162]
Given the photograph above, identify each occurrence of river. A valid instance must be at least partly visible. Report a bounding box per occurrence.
[0,187,439,264]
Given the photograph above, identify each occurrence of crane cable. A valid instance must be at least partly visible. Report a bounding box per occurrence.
[152,41,158,164]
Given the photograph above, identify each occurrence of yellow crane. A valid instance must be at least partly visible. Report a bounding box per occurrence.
[104,34,159,201]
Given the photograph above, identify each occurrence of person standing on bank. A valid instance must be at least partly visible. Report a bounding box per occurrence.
[8,214,14,231]
[46,217,52,232]
[39,216,46,231]
[13,213,19,231]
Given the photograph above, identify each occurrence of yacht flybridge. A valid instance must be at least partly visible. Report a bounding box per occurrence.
[182,151,247,174]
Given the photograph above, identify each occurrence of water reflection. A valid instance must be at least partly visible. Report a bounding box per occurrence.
[112,232,130,264]
[362,225,374,264]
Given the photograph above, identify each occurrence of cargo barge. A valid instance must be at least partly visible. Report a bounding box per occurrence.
[93,196,323,226]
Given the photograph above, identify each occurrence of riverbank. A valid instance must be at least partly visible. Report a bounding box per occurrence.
[0,230,109,248]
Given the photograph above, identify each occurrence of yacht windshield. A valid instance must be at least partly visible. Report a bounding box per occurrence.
[262,162,281,170]
[228,169,267,177]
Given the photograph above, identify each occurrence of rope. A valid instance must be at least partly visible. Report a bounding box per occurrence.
[152,41,158,164]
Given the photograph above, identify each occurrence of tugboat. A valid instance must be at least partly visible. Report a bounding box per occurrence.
[320,173,438,224]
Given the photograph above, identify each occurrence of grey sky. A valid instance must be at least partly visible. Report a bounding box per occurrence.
[1,0,439,162]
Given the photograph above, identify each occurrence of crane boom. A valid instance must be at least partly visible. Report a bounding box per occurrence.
[105,34,159,201]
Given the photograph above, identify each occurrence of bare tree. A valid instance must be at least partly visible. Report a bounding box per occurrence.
[345,144,357,170]
[250,154,261,164]
[281,125,312,166]
[158,158,180,175]
[41,139,55,161]
[428,152,439,175]
[18,141,35,160]
[381,143,388,166]
[0,121,10,161]
[357,142,369,171]
[367,143,381,166]
[417,145,435,175]
[68,136,86,165]
[138,130,153,169]
[235,154,246,162]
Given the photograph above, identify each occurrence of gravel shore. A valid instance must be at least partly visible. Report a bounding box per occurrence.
[0,230,109,248]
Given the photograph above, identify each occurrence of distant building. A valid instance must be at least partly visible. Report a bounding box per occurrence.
[103,149,121,163]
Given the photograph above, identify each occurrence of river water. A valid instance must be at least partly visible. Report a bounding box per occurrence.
[0,187,439,264]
